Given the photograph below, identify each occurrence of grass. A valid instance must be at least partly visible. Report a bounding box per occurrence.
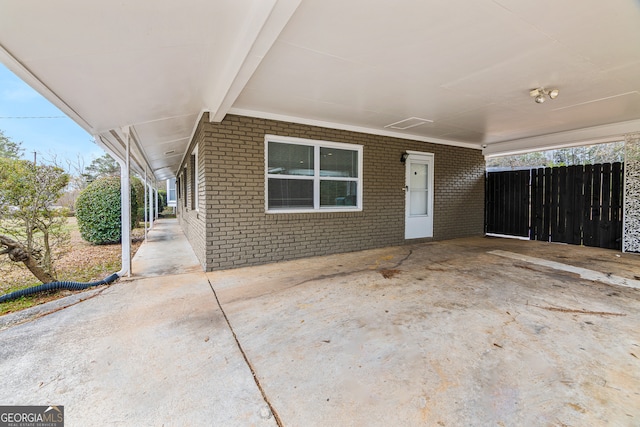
[0,217,144,316]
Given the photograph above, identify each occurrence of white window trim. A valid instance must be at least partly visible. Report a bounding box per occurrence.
[167,178,177,205]
[264,134,363,213]
[193,144,199,211]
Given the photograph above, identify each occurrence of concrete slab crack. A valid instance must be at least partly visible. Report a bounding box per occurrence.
[207,278,283,426]
[388,249,413,269]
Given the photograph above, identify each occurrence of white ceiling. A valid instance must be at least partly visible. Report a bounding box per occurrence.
[1,0,639,179]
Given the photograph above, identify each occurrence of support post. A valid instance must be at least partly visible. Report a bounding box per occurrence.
[105,127,132,278]
[155,184,159,219]
[148,181,154,229]
[143,171,148,241]
[122,130,132,276]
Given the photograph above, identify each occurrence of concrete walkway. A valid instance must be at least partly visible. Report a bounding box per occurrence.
[1,220,640,426]
[0,219,276,426]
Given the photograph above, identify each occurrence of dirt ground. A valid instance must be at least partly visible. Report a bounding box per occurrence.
[0,217,144,311]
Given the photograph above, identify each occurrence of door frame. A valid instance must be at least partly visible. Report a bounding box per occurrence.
[404,151,434,239]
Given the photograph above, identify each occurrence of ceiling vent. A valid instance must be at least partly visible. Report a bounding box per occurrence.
[384,117,433,130]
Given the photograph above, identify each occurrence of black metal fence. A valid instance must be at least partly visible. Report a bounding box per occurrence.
[486,163,624,249]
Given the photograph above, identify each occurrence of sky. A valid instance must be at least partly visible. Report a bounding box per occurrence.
[0,64,105,168]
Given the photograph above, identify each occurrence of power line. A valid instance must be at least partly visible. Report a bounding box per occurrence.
[0,116,67,119]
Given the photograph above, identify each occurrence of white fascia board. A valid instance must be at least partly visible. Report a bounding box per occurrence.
[229,107,481,150]
[0,44,95,134]
[483,119,640,158]
[208,0,302,122]
[129,126,157,178]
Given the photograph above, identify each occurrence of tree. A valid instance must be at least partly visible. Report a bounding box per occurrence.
[487,141,625,169]
[46,153,90,210]
[0,130,23,159]
[486,151,548,169]
[85,153,119,181]
[0,158,70,283]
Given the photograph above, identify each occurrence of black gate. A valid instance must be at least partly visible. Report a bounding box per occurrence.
[485,170,530,238]
[486,163,624,249]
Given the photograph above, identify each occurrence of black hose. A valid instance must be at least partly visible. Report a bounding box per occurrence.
[0,273,120,304]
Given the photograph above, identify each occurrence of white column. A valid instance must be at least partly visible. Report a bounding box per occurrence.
[97,130,131,277]
[148,182,154,229]
[143,171,148,241]
[123,133,131,276]
[155,185,159,219]
[109,127,132,277]
[623,132,640,253]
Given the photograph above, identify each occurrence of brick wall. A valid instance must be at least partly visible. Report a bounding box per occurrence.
[177,123,207,269]
[179,113,485,270]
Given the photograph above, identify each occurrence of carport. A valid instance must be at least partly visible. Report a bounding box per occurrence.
[1,1,640,273]
[1,220,639,425]
[1,1,640,425]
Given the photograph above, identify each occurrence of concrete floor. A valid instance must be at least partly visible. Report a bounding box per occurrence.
[0,220,276,427]
[209,238,640,426]
[1,219,640,426]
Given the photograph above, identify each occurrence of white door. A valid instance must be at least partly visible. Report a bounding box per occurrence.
[405,152,434,239]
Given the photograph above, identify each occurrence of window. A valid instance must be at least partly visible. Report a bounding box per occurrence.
[167,178,177,207]
[168,178,176,202]
[265,135,362,212]
[182,169,187,208]
[190,145,199,210]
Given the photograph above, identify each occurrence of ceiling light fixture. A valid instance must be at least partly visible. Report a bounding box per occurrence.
[530,87,559,104]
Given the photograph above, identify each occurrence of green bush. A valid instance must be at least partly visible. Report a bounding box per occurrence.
[137,207,146,224]
[130,178,167,222]
[158,189,167,213]
[75,176,137,244]
[131,177,145,225]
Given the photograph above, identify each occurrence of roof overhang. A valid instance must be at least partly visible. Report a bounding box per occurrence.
[1,0,639,177]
